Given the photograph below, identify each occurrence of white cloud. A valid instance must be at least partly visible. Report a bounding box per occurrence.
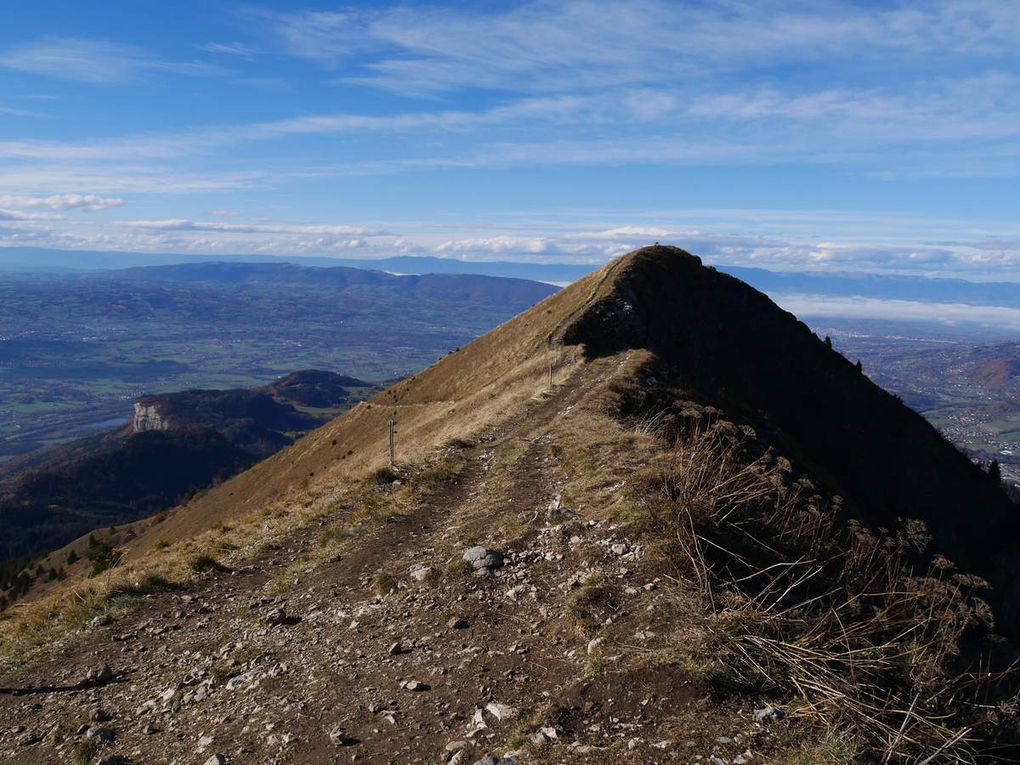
[201,42,257,58]
[0,208,62,221]
[0,193,122,212]
[775,294,1020,332]
[435,236,551,255]
[5,206,1020,281]
[0,37,218,84]
[0,0,1016,223]
[118,219,385,236]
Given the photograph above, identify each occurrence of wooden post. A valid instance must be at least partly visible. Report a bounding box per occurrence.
[388,419,396,468]
[547,339,553,387]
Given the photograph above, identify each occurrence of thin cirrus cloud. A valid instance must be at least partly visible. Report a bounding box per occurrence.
[118,219,387,236]
[0,36,218,83]
[267,1,1020,94]
[0,75,1016,190]
[201,42,258,59]
[0,193,122,212]
[0,208,62,222]
[0,96,619,166]
[0,105,38,117]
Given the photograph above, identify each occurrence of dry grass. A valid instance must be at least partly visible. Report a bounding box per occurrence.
[0,476,362,673]
[0,434,490,674]
[636,423,1014,763]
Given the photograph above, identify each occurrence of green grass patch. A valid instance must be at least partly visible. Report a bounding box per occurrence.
[190,555,229,573]
[782,734,861,765]
[105,573,180,602]
[210,663,245,686]
[370,466,401,484]
[71,737,105,764]
[374,571,399,596]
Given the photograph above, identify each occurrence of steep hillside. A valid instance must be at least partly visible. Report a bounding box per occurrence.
[0,372,378,570]
[557,248,1020,629]
[0,247,1017,765]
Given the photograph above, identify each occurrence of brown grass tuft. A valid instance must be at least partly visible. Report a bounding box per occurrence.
[638,424,1012,763]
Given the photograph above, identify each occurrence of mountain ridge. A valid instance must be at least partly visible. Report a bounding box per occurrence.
[92,245,1020,634]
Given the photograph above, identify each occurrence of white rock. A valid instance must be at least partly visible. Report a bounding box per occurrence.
[409,564,432,582]
[225,672,255,691]
[484,702,519,721]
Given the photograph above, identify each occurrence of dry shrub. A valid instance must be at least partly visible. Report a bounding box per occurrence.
[641,423,1013,763]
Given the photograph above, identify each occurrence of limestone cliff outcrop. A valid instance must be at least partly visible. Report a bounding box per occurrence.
[132,402,169,433]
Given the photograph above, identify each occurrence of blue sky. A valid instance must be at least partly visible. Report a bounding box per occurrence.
[1,1,1020,278]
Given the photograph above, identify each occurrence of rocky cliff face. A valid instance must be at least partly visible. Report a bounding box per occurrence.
[131,402,169,433]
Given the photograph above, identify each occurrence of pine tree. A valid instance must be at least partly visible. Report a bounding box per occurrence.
[990,459,1002,483]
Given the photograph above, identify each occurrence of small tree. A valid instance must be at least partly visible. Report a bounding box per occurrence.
[87,540,122,577]
[990,459,1002,483]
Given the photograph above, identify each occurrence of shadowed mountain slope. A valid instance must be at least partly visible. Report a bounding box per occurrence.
[559,247,1020,626]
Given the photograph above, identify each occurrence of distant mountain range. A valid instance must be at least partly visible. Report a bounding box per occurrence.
[0,246,593,283]
[5,245,1020,309]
